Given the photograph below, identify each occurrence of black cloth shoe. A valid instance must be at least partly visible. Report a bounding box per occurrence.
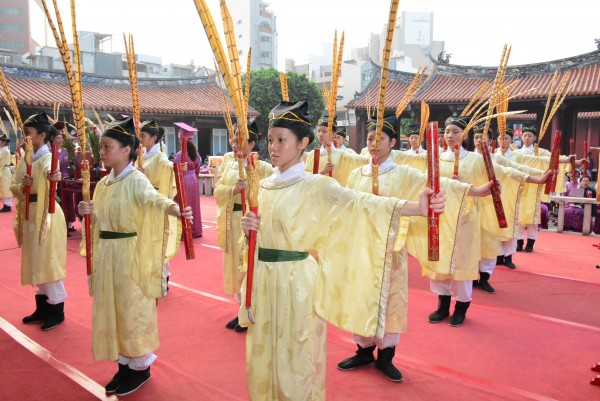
[516,239,524,252]
[67,226,76,232]
[234,324,248,332]
[375,347,403,382]
[504,254,517,269]
[116,367,151,396]
[105,363,131,393]
[525,239,535,253]
[449,301,471,327]
[23,294,49,324]
[226,316,239,329]
[42,302,64,331]
[477,272,495,294]
[337,345,376,371]
[0,204,11,213]
[428,295,451,323]
[496,255,505,266]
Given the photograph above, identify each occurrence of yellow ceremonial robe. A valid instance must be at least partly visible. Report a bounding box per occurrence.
[304,148,368,186]
[437,151,527,279]
[493,151,544,227]
[11,151,67,285]
[239,173,405,401]
[514,146,570,202]
[346,163,471,334]
[142,151,175,198]
[83,169,179,361]
[214,159,273,296]
[0,146,12,199]
[360,147,428,171]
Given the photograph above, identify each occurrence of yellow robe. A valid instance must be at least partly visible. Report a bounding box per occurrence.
[360,147,428,171]
[346,163,471,334]
[214,159,273,296]
[494,150,544,226]
[83,169,179,361]
[142,151,175,198]
[0,147,12,198]
[304,148,368,186]
[239,173,405,401]
[11,151,67,285]
[514,146,570,202]
[436,151,527,280]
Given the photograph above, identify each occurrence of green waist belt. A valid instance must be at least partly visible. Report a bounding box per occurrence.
[258,247,309,262]
[99,231,137,239]
[29,194,38,203]
[232,203,243,212]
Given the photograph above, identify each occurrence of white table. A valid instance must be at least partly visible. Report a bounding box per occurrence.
[198,173,215,196]
[550,195,598,235]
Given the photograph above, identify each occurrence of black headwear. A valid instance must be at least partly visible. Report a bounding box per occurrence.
[407,124,420,136]
[103,117,139,150]
[268,100,313,143]
[445,115,471,130]
[0,134,9,144]
[317,114,337,131]
[234,118,260,143]
[522,125,537,135]
[366,115,397,139]
[336,127,347,138]
[23,111,51,131]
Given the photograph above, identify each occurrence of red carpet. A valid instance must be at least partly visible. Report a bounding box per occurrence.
[1,197,599,400]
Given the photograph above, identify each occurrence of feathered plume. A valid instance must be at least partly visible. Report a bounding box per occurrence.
[280,72,289,102]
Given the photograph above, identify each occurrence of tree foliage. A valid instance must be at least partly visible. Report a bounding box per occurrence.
[244,68,325,137]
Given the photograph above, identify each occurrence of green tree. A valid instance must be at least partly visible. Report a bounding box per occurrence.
[243,68,325,153]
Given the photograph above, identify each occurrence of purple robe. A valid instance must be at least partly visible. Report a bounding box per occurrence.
[174,151,203,238]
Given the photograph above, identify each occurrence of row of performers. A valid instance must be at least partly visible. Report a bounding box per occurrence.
[9,101,584,399]
[215,100,585,400]
[9,112,195,396]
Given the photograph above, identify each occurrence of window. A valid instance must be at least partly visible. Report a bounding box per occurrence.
[260,36,271,43]
[212,128,228,155]
[260,51,271,59]
[0,7,22,15]
[0,41,24,50]
[0,24,23,32]
[164,127,176,156]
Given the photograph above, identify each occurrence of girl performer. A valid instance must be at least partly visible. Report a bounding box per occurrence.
[0,134,12,212]
[78,117,192,396]
[239,100,445,400]
[11,112,67,331]
[174,140,203,238]
[214,119,272,331]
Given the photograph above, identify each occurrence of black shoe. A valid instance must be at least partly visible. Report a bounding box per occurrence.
[504,254,517,269]
[516,239,524,252]
[116,367,151,396]
[496,255,505,266]
[524,239,535,253]
[449,301,471,327]
[234,324,248,332]
[23,294,49,324]
[67,226,76,232]
[105,363,131,393]
[375,347,403,382]
[0,204,11,213]
[338,344,376,371]
[42,302,64,331]
[428,295,451,323]
[477,272,495,294]
[226,316,239,329]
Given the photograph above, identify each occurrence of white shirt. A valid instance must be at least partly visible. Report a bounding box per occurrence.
[32,144,50,162]
[106,162,134,184]
[496,148,512,157]
[144,144,161,158]
[361,156,394,175]
[268,161,307,183]
[319,145,340,155]
[406,146,424,155]
[520,144,535,154]
[441,146,468,161]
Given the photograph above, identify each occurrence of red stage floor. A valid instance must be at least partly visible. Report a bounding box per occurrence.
[1,196,599,400]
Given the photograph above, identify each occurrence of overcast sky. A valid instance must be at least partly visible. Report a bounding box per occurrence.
[44,0,598,68]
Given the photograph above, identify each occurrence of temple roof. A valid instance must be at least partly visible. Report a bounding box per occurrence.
[0,65,256,117]
[349,50,600,110]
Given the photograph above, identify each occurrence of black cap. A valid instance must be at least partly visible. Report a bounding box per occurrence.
[407,124,420,136]
[522,125,537,135]
[336,127,347,137]
[23,112,51,130]
[366,115,397,139]
[0,134,9,144]
[141,119,161,137]
[233,118,260,142]
[317,114,337,131]
[445,115,471,130]
[103,117,139,149]
[268,100,313,142]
